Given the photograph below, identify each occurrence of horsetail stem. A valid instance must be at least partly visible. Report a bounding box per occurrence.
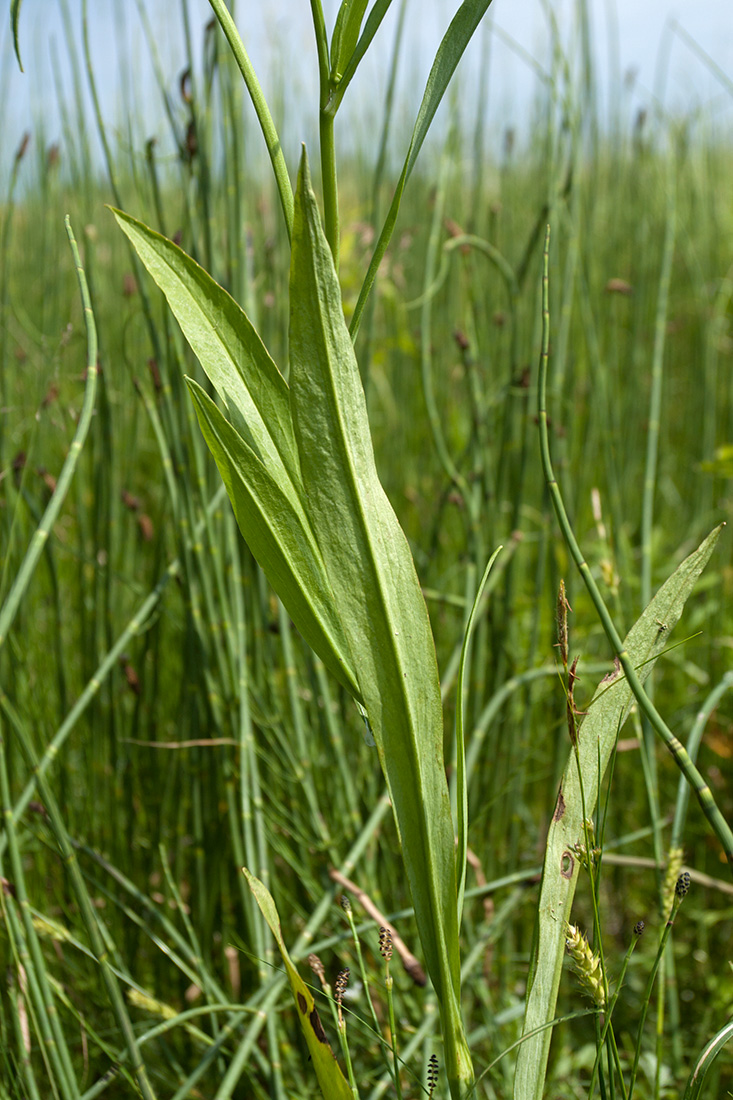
[538,226,733,876]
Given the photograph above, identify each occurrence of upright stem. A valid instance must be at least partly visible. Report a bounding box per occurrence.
[538,226,733,875]
[310,0,340,268]
[320,111,340,270]
[207,0,294,241]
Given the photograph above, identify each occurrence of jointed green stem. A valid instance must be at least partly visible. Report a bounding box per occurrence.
[0,219,98,653]
[538,227,733,876]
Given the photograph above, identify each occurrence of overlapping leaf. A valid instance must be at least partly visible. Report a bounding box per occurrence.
[113,151,473,1096]
[288,150,470,1095]
[112,208,360,701]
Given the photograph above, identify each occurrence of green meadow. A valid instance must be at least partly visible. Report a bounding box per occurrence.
[1,2,732,1098]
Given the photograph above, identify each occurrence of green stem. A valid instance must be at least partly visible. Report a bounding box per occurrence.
[320,109,340,269]
[629,892,685,1098]
[0,218,98,653]
[207,0,294,240]
[640,164,676,607]
[538,226,733,876]
[309,0,340,266]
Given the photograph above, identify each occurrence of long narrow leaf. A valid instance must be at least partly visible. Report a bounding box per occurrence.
[111,208,301,493]
[683,1015,733,1100]
[514,525,723,1100]
[330,0,370,81]
[288,149,471,1098]
[11,0,23,68]
[349,0,495,337]
[243,869,354,1100]
[186,379,360,701]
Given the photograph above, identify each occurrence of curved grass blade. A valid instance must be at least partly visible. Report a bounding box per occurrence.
[206,0,294,239]
[289,148,471,1098]
[537,227,733,868]
[243,869,354,1100]
[514,524,723,1100]
[11,0,23,69]
[186,379,360,701]
[112,206,361,700]
[683,1016,733,1100]
[349,0,495,338]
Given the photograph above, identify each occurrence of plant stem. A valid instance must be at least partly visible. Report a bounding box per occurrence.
[207,0,294,240]
[538,226,733,876]
[309,0,340,267]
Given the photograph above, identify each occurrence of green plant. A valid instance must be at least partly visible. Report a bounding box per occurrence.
[5,3,733,1098]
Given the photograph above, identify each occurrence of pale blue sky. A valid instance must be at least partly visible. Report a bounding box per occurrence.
[2,1,732,184]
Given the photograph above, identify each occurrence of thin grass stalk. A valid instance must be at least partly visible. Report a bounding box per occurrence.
[308,0,340,267]
[368,1000,441,1100]
[349,0,496,340]
[181,0,214,272]
[639,166,676,911]
[0,753,79,1099]
[628,880,689,1099]
[640,164,676,607]
[0,132,29,447]
[1,482,227,851]
[206,0,294,240]
[6,952,44,1100]
[277,602,332,852]
[314,660,360,828]
[420,150,468,494]
[538,225,733,875]
[0,219,97,652]
[214,797,393,1099]
[358,0,409,387]
[7,661,158,1095]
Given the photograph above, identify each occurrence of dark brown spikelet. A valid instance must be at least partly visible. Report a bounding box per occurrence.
[634,920,645,936]
[340,894,351,912]
[675,872,691,899]
[427,1054,439,1097]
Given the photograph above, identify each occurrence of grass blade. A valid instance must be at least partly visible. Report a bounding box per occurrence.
[683,1017,733,1100]
[243,869,354,1100]
[455,547,502,923]
[349,0,495,337]
[331,0,370,82]
[186,377,360,699]
[11,0,23,68]
[0,217,98,652]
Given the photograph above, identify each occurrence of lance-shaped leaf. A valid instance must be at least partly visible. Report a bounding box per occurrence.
[330,0,369,82]
[514,525,723,1100]
[111,207,360,701]
[186,379,360,699]
[111,208,300,495]
[243,868,353,1100]
[288,148,471,1097]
